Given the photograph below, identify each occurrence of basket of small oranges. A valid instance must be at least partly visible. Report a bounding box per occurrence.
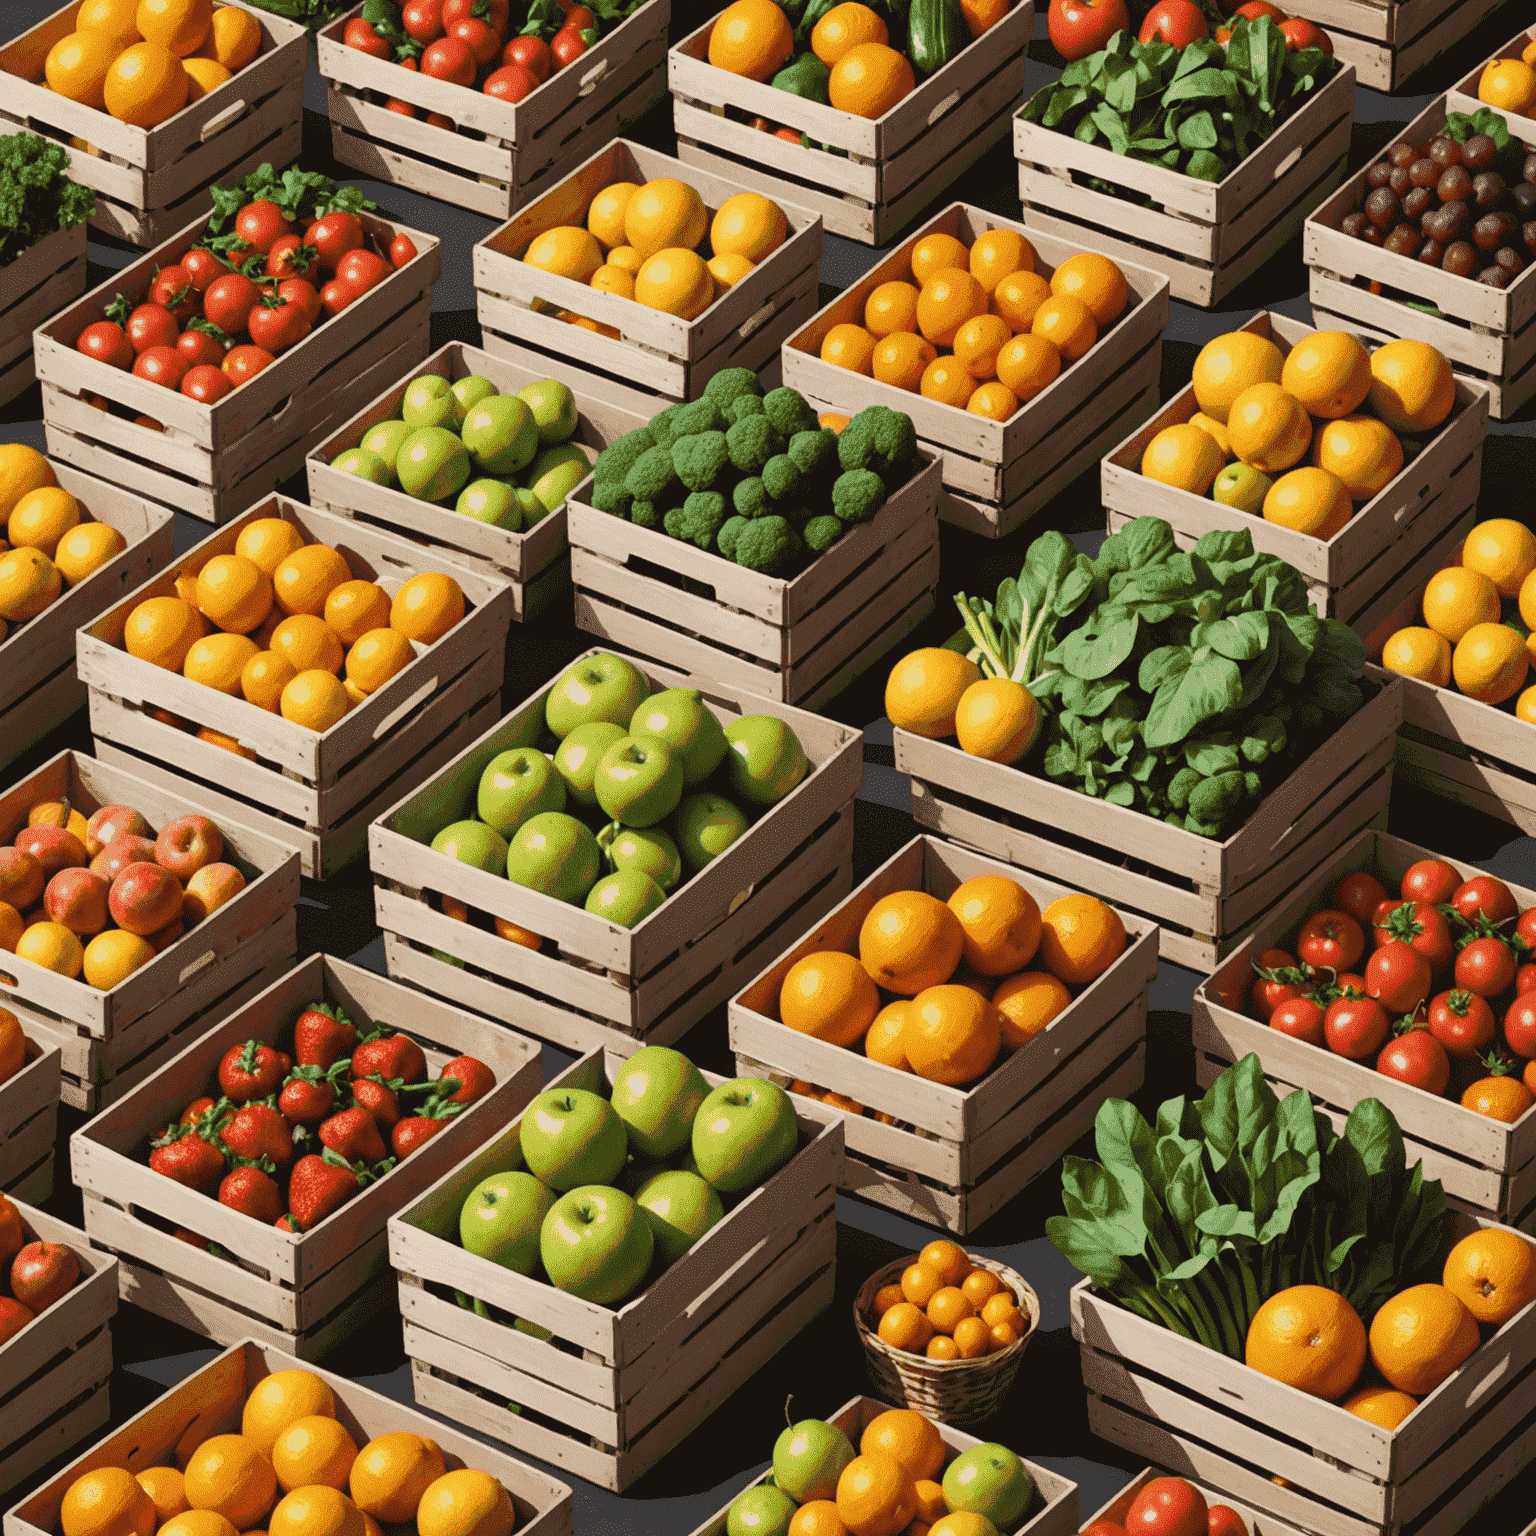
[855,1238,1036,1424]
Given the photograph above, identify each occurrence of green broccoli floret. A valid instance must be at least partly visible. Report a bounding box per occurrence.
[761,453,803,503]
[702,367,764,412]
[837,404,917,486]
[726,414,784,476]
[671,430,730,492]
[671,399,726,437]
[717,515,749,561]
[594,428,654,489]
[665,491,729,550]
[762,387,818,440]
[625,445,680,503]
[647,404,681,448]
[733,477,771,519]
[802,515,843,555]
[831,467,886,525]
[590,478,633,517]
[787,428,837,482]
[725,394,766,425]
[630,499,662,530]
[734,515,803,576]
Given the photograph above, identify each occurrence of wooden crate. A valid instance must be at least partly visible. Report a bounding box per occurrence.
[0,751,299,1114]
[670,3,1034,247]
[686,1396,1078,1536]
[35,213,440,524]
[1014,60,1355,307]
[781,203,1168,539]
[473,139,822,415]
[566,454,941,708]
[730,835,1159,1234]
[1446,25,1536,129]
[1101,311,1487,638]
[71,955,540,1360]
[370,647,862,1058]
[0,464,174,777]
[1285,0,1513,92]
[1306,96,1536,422]
[893,669,1403,973]
[318,0,669,220]
[392,1045,843,1491]
[0,223,86,408]
[1074,1212,1536,1536]
[1193,829,1536,1226]
[0,1044,60,1205]
[2,1340,573,1536]
[0,0,306,249]
[1086,1470,1309,1536]
[306,340,650,625]
[77,495,512,880]
[0,1201,116,1499]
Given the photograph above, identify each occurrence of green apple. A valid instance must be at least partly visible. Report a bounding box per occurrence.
[772,1419,855,1503]
[692,1078,798,1194]
[332,446,389,485]
[629,689,728,786]
[725,716,808,807]
[539,1185,654,1304]
[401,374,456,429]
[450,375,498,424]
[510,486,544,526]
[457,479,521,528]
[633,1169,722,1267]
[1212,461,1271,513]
[459,1170,556,1274]
[430,819,507,872]
[525,442,593,516]
[505,812,600,904]
[545,654,650,740]
[478,747,566,840]
[520,1087,627,1191]
[602,825,682,892]
[674,793,748,872]
[725,1485,796,1536]
[594,736,684,829]
[360,418,412,476]
[430,949,466,967]
[517,380,578,444]
[610,1046,709,1160]
[942,1445,1033,1527]
[554,721,628,808]
[585,868,666,928]
[397,427,471,503]
[462,394,539,477]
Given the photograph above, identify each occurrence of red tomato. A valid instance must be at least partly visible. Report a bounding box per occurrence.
[1334,972,1369,998]
[1402,858,1460,906]
[1518,909,1536,949]
[389,234,418,269]
[1453,875,1518,925]
[344,16,392,55]
[563,4,595,27]
[1503,993,1536,1059]
[278,278,322,327]
[310,211,365,272]
[222,344,275,384]
[1207,1510,1247,1536]
[427,110,454,128]
[203,273,260,336]
[176,327,226,368]
[180,248,227,292]
[248,296,311,354]
[1271,996,1326,1047]
[450,15,500,65]
[421,34,475,83]
[320,279,356,318]
[1373,901,1454,972]
[132,345,188,390]
[234,200,293,257]
[265,234,314,280]
[1427,989,1496,1058]
[1526,1059,1536,1096]
[501,33,550,79]
[1083,1525,1128,1536]
[1517,963,1536,996]
[1325,996,1389,1060]
[1456,938,1517,999]
[549,25,587,66]
[1333,870,1389,930]
[1138,0,1206,46]
[76,320,133,370]
[385,97,417,116]
[148,264,199,325]
[181,364,232,403]
[1298,910,1364,974]
[1378,1029,1451,1096]
[1046,0,1129,60]
[1250,948,1304,1022]
[483,62,538,102]
[1126,1478,1208,1536]
[402,0,444,40]
[1367,941,1432,1014]
[335,248,391,290]
[1232,0,1285,17]
[445,0,509,29]
[1278,16,1332,53]
[126,303,178,353]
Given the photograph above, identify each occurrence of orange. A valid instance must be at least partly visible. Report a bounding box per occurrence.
[836,1453,919,1536]
[916,268,986,348]
[822,323,878,374]
[921,1239,970,1287]
[280,670,351,732]
[952,1315,990,1358]
[1280,331,1372,419]
[1422,566,1501,644]
[124,596,207,671]
[1462,518,1536,599]
[45,31,114,108]
[392,572,464,643]
[272,1417,359,1493]
[1263,467,1352,541]
[273,545,351,617]
[873,1282,906,1315]
[926,1287,973,1335]
[156,1514,237,1536]
[77,0,140,50]
[913,1484,946,1526]
[267,1487,375,1536]
[947,876,1040,977]
[932,1516,1004,1536]
[860,891,964,994]
[625,179,708,258]
[1518,687,1536,725]
[1050,252,1126,328]
[966,382,1017,421]
[350,1435,448,1524]
[980,1292,1025,1332]
[136,1468,190,1525]
[877,1301,933,1353]
[902,985,1002,1084]
[60,1469,157,1536]
[1478,58,1536,114]
[524,226,604,282]
[183,56,231,98]
[270,614,344,675]
[812,3,888,64]
[196,553,273,634]
[83,929,155,988]
[920,356,976,408]
[236,518,306,577]
[910,233,969,286]
[780,949,881,1047]
[994,333,1060,402]
[184,632,259,694]
[1313,416,1403,500]
[1443,1228,1536,1326]
[969,229,1033,296]
[1190,411,1231,457]
[242,1370,337,1455]
[1368,340,1455,433]
[864,1002,913,1071]
[55,521,127,586]
[0,444,54,523]
[991,269,1051,332]
[926,1335,960,1361]
[1461,1075,1535,1124]
[587,183,638,249]
[828,43,913,117]
[197,4,262,68]
[183,1436,276,1530]
[1380,628,1452,690]
[1246,1285,1367,1400]
[1342,1384,1418,1429]
[8,486,79,556]
[991,971,1071,1049]
[954,677,1040,765]
[0,547,61,622]
[1192,331,1285,423]
[324,580,392,646]
[1453,623,1527,705]
[864,281,920,338]
[961,1268,1002,1310]
[1031,294,1096,362]
[860,1410,944,1482]
[884,647,980,737]
[1141,424,1223,495]
[346,627,414,695]
[951,314,1012,381]
[195,726,255,760]
[871,332,936,391]
[901,1262,942,1309]
[137,0,211,55]
[708,0,794,80]
[635,248,715,319]
[1038,893,1124,985]
[1228,384,1312,472]
[592,262,636,299]
[1369,1284,1480,1396]
[242,650,297,712]
[789,1502,849,1536]
[104,40,190,124]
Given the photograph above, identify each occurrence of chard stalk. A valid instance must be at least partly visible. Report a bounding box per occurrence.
[953,594,1008,678]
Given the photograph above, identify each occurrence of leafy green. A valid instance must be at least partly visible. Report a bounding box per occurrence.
[199,163,376,255]
[1047,1055,1446,1356]
[1443,108,1510,151]
[227,0,352,23]
[0,133,94,268]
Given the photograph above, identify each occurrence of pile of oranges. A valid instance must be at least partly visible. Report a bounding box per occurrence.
[56,1367,518,1536]
[775,875,1126,1107]
[41,0,261,131]
[1476,34,1536,116]
[521,176,789,329]
[1380,516,1536,719]
[0,446,129,637]
[818,226,1127,422]
[869,1240,1032,1362]
[119,518,467,739]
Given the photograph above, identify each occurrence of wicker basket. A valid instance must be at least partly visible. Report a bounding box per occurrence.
[854,1254,1039,1425]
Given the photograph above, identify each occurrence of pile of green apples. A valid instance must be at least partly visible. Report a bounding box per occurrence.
[457,1045,801,1308]
[429,652,811,929]
[330,370,592,532]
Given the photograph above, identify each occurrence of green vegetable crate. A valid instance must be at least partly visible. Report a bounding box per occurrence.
[781,203,1169,539]
[0,223,85,409]
[0,0,306,248]
[390,1047,843,1492]
[1072,1211,1536,1536]
[1101,311,1488,639]
[1087,1472,1307,1536]
[1305,96,1536,422]
[0,1044,59,1206]
[473,140,822,416]
[729,835,1158,1235]
[1193,830,1536,1227]
[367,649,861,1059]
[1013,52,1355,307]
[316,0,670,221]
[669,1,1034,246]
[1284,0,1512,92]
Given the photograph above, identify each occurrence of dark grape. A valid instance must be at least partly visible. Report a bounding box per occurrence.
[1389,165,1411,196]
[1436,201,1469,241]
[1525,152,1536,186]
[1361,223,1386,246]
[1341,210,1369,238]
[1497,246,1525,275]
[1474,211,1516,251]
[1403,186,1434,221]
[1472,172,1506,209]
[1476,264,1510,288]
[1419,239,1445,266]
[1385,224,1420,256]
[1437,165,1473,204]
[1462,135,1497,172]
[1366,160,1393,189]
[1442,241,1477,277]
[1389,142,1418,167]
[1365,187,1400,229]
[1524,220,1536,254]
[1408,158,1439,188]
[1430,136,1462,168]
[1512,183,1536,216]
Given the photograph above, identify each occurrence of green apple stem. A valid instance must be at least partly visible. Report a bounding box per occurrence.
[596,820,623,860]
[784,1393,795,1429]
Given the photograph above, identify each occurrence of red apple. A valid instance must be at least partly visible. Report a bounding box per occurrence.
[155,815,223,879]
[0,848,42,912]
[182,863,246,923]
[10,1240,79,1312]
[0,1196,24,1268]
[109,863,184,936]
[147,916,186,953]
[43,868,111,936]
[90,834,159,883]
[85,805,150,859]
[0,1297,33,1345]
[14,826,87,880]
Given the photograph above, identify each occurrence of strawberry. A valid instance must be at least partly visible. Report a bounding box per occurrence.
[351,1076,402,1127]
[219,1166,283,1223]
[148,1125,226,1193]
[319,1106,386,1164]
[285,1149,391,1232]
[180,1094,218,1125]
[392,1102,463,1158]
[274,1214,300,1233]
[218,1040,290,1102]
[435,1055,495,1106]
[350,1031,426,1085]
[221,1103,294,1169]
[293,1002,356,1070]
[277,1063,346,1126]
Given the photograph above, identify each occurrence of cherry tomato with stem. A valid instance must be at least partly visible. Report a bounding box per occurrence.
[483,62,538,102]
[1138,0,1207,47]
[563,4,595,27]
[1333,870,1389,930]
[234,200,293,257]
[1334,972,1369,999]
[1402,858,1461,906]
[1271,995,1326,1046]
[1453,875,1518,925]
[126,303,178,353]
[319,279,356,319]
[265,235,316,280]
[203,272,260,336]
[1298,909,1365,973]
[402,0,444,42]
[1378,1028,1451,1096]
[1517,908,1536,949]
[1368,941,1432,1014]
[501,33,549,79]
[76,320,133,370]
[445,0,509,29]
[1427,989,1496,1057]
[344,15,392,54]
[181,364,232,403]
[449,14,499,66]
[247,295,310,355]
[309,212,365,273]
[132,345,188,390]
[1250,948,1306,1022]
[1517,963,1536,997]
[548,25,587,66]
[1325,995,1390,1060]
[221,344,275,385]
[1125,1477,1208,1536]
[389,234,417,269]
[1278,16,1333,53]
[148,264,199,325]
[1374,901,1454,972]
[1457,937,1517,999]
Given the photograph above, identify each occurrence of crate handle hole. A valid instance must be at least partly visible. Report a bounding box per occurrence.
[1272,145,1303,181]
[739,300,777,341]
[926,90,960,126]
[578,59,609,94]
[200,99,248,142]
[0,970,14,987]
[177,949,217,986]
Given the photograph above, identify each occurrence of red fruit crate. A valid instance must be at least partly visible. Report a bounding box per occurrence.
[0,224,86,408]
[0,1043,61,1204]
[1086,1470,1309,1536]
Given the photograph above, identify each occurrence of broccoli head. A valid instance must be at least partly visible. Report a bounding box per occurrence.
[671,430,730,492]
[669,399,726,438]
[646,404,681,449]
[733,477,771,519]
[837,404,917,486]
[590,478,633,518]
[787,427,837,481]
[593,428,654,489]
[716,515,749,561]
[761,453,803,504]
[734,515,804,576]
[702,367,764,412]
[624,445,680,504]
[665,491,729,550]
[725,394,766,425]
[726,414,784,476]
[802,514,843,556]
[831,467,886,525]
[762,386,819,439]
[630,499,663,530]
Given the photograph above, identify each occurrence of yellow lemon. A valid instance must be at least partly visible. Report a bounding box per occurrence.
[0,445,55,523]
[8,485,77,556]
[1280,330,1372,419]
[271,614,344,675]
[344,627,414,694]
[706,253,754,291]
[0,547,62,622]
[1312,416,1403,499]
[1462,518,1536,599]
[55,521,127,586]
[625,179,708,259]
[391,572,464,643]
[104,40,190,124]
[184,631,259,694]
[1381,627,1452,688]
[241,650,297,712]
[1368,339,1455,432]
[1227,383,1312,472]
[523,226,603,283]
[1452,623,1528,706]
[1140,423,1223,494]
[633,248,714,319]
[280,670,351,731]
[709,192,786,263]
[1422,565,1501,644]
[590,263,635,299]
[1262,466,1352,540]
[1192,330,1285,423]
[196,552,272,633]
[124,595,207,669]
[182,55,231,99]
[196,4,262,68]
[235,518,305,577]
[136,0,211,55]
[587,182,638,249]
